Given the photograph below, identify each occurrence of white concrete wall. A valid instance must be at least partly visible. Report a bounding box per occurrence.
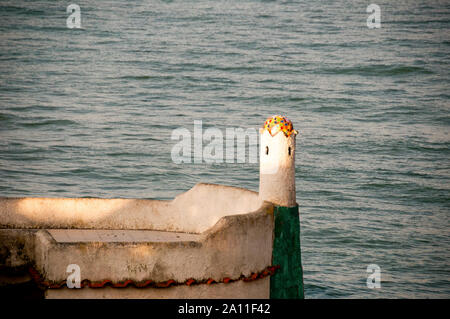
[33,202,274,284]
[0,184,275,299]
[259,130,297,207]
[0,183,263,234]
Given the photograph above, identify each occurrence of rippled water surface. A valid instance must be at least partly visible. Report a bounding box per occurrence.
[1,0,449,298]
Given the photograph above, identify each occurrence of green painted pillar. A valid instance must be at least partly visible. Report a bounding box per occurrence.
[270,205,304,299]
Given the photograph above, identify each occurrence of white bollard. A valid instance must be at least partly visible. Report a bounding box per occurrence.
[259,115,298,207]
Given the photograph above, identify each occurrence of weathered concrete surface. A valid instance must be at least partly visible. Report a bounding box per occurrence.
[46,229,201,243]
[259,129,297,207]
[46,277,270,299]
[0,183,275,298]
[0,183,263,234]
[0,229,38,293]
[0,229,36,270]
[33,203,273,284]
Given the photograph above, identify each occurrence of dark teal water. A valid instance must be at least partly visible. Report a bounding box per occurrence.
[0,0,449,298]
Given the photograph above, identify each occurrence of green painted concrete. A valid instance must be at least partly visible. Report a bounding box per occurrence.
[270,205,304,299]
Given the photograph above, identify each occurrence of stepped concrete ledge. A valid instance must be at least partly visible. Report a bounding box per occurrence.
[0,183,264,233]
[46,229,201,243]
[0,183,275,299]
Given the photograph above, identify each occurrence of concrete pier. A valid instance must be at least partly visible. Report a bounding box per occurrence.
[0,184,275,298]
[0,115,304,299]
